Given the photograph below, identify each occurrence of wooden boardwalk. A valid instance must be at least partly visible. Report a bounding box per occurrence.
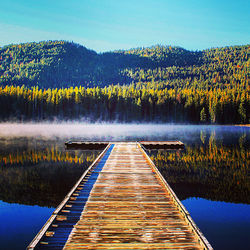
[28,142,212,250]
[65,141,184,150]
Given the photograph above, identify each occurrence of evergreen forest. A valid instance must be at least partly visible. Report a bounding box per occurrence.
[0,41,249,123]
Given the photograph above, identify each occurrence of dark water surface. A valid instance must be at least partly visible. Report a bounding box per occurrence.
[0,124,249,249]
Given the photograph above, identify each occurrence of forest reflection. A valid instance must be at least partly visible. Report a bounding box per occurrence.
[0,145,97,165]
[0,145,99,207]
[0,131,249,208]
[148,132,249,204]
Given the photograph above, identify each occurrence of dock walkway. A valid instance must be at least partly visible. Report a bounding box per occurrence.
[28,142,212,249]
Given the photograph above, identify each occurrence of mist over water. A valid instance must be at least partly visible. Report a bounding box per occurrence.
[0,122,248,145]
[0,122,185,139]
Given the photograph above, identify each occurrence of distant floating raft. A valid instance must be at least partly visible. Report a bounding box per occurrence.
[65,141,184,150]
[28,142,212,250]
[65,141,109,150]
[140,140,184,149]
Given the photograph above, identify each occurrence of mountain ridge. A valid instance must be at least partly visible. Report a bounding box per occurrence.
[0,40,249,89]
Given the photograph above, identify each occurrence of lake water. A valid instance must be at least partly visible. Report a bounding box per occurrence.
[0,123,249,249]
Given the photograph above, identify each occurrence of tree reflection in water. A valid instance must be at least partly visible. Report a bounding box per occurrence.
[0,130,249,207]
[148,132,249,204]
[0,143,99,207]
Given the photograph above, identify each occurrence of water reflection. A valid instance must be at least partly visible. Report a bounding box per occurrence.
[148,132,250,204]
[0,142,99,207]
[0,129,248,207]
[0,125,249,250]
[0,145,97,165]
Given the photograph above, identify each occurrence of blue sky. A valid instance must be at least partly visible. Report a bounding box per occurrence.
[0,0,249,52]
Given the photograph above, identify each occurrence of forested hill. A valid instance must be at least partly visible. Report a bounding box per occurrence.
[0,40,249,89]
[0,41,249,123]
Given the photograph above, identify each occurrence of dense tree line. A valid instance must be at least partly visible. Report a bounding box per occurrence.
[0,41,249,89]
[0,84,249,123]
[122,45,249,89]
[0,41,98,88]
[0,41,249,123]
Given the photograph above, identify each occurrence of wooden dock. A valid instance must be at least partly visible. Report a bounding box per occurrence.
[28,142,212,250]
[65,141,184,150]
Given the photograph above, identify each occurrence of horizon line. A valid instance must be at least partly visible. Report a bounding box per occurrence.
[1,39,249,53]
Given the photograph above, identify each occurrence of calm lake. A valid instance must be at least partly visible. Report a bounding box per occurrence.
[0,123,249,250]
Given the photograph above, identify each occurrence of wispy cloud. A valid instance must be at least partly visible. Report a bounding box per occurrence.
[0,22,133,52]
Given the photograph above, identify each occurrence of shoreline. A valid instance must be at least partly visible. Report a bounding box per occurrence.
[234,124,250,127]
[0,121,249,126]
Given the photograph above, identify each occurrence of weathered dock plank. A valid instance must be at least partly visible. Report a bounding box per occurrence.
[28,142,212,250]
